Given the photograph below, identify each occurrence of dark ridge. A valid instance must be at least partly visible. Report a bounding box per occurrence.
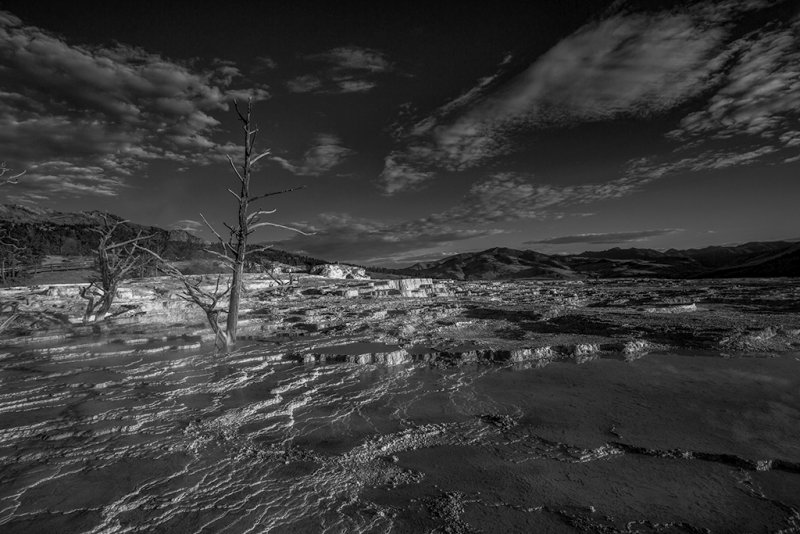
[2,204,798,280]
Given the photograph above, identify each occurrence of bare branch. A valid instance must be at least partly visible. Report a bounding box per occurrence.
[222,221,238,237]
[251,150,271,166]
[233,99,247,124]
[0,162,26,185]
[88,218,123,236]
[226,154,245,183]
[249,245,274,254]
[227,188,242,202]
[248,221,316,235]
[203,248,236,265]
[199,213,232,251]
[251,185,307,202]
[246,209,277,224]
[105,233,155,250]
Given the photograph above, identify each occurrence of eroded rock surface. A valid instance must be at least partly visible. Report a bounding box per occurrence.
[2,277,799,363]
[1,277,799,532]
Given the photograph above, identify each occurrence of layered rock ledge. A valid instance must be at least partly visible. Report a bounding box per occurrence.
[1,276,799,363]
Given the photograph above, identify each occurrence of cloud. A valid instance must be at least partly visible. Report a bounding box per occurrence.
[0,10,258,200]
[526,229,683,246]
[279,172,645,262]
[272,134,353,176]
[274,212,496,263]
[378,151,435,194]
[428,173,642,226]
[253,56,278,71]
[286,74,323,93]
[225,87,271,102]
[668,18,800,144]
[171,219,204,234]
[286,46,392,94]
[308,46,392,73]
[336,80,377,93]
[625,145,781,182]
[2,160,130,201]
[380,1,789,193]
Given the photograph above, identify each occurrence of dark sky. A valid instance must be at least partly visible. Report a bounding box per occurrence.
[1,0,799,265]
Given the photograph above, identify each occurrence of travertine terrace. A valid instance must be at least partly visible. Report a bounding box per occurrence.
[3,275,799,362]
[2,276,800,532]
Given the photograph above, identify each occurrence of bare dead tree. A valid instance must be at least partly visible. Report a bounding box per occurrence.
[80,215,153,322]
[137,99,311,348]
[0,161,34,285]
[0,227,42,285]
[205,99,308,346]
[255,260,297,296]
[0,161,25,185]
[188,99,310,348]
[138,247,232,348]
[0,229,26,285]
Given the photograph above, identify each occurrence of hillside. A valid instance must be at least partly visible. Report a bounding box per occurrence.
[0,204,205,259]
[0,204,329,274]
[403,241,800,280]
[3,204,798,280]
[405,247,576,280]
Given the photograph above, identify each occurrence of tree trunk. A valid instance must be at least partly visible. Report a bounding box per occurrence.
[224,102,253,348]
[226,259,244,346]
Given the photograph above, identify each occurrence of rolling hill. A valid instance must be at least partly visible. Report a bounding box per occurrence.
[2,204,798,280]
[402,242,800,280]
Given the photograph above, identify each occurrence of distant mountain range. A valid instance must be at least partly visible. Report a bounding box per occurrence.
[1,204,797,279]
[402,243,800,279]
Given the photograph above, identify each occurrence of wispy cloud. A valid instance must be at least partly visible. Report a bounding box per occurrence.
[308,46,392,73]
[668,16,800,145]
[624,145,781,183]
[286,74,323,94]
[253,56,278,71]
[336,80,377,93]
[0,9,263,200]
[380,1,792,194]
[171,219,204,235]
[280,172,646,262]
[378,151,434,194]
[272,134,353,176]
[286,46,392,94]
[226,87,271,102]
[275,212,497,263]
[526,229,682,246]
[427,173,642,226]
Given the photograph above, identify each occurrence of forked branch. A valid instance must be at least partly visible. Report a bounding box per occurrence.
[0,162,25,185]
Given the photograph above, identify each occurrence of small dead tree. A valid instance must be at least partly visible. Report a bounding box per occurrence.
[0,229,31,285]
[80,216,153,322]
[139,247,233,348]
[260,260,297,296]
[0,162,33,285]
[0,162,37,285]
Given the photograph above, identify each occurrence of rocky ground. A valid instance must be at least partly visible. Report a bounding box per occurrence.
[2,275,800,532]
[2,275,799,363]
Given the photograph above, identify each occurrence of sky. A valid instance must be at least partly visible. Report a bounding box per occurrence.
[1,0,799,266]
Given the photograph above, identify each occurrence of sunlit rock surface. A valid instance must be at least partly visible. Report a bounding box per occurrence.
[1,276,800,532]
[310,264,369,279]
